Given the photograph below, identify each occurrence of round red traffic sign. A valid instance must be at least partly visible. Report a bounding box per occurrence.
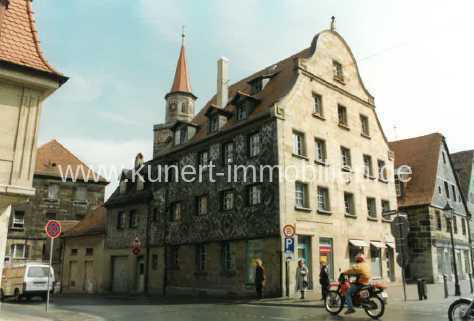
[283,224,296,238]
[131,237,142,256]
[45,220,62,239]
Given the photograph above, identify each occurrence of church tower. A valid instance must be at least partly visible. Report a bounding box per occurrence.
[165,32,196,124]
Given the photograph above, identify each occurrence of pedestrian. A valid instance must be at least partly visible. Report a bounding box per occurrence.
[296,259,309,299]
[255,259,265,299]
[319,262,330,301]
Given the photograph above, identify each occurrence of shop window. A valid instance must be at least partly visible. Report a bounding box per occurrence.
[246,240,263,284]
[319,238,334,281]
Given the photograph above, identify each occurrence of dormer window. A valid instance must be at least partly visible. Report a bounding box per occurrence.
[175,126,188,145]
[209,115,219,133]
[237,104,248,121]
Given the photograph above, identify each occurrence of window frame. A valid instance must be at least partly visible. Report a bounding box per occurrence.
[249,132,261,157]
[11,211,25,229]
[344,192,355,216]
[313,93,324,117]
[317,186,330,212]
[363,154,374,178]
[337,104,348,127]
[333,60,344,81]
[367,197,377,219]
[314,138,327,164]
[292,130,306,157]
[295,181,309,209]
[360,114,370,137]
[340,146,352,170]
[197,194,208,216]
[248,184,262,206]
[222,142,234,165]
[222,190,234,211]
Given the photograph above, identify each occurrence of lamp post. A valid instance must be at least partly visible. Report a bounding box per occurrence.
[444,202,461,296]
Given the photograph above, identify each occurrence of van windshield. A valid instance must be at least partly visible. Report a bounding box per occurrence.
[27,266,51,278]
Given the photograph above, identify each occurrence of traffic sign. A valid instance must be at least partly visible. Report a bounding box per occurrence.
[45,220,62,239]
[131,237,142,256]
[283,225,296,238]
[284,237,295,259]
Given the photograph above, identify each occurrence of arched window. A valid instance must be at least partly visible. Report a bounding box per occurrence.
[181,101,188,113]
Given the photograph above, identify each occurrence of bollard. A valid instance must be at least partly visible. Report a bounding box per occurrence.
[422,278,428,300]
[443,274,449,298]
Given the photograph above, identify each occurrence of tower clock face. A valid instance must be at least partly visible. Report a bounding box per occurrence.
[157,129,170,143]
[169,101,177,111]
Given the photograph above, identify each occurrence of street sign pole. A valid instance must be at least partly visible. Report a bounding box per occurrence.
[397,220,407,302]
[46,237,54,312]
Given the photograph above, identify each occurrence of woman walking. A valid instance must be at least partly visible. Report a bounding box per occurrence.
[255,259,266,299]
[296,259,309,299]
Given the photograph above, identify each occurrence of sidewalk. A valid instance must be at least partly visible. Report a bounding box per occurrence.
[0,303,103,321]
[0,311,51,321]
[247,280,474,308]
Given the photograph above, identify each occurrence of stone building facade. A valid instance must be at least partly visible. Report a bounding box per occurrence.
[6,140,107,273]
[0,0,67,286]
[390,134,471,283]
[105,24,401,297]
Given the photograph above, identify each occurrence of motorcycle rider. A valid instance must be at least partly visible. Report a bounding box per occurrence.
[343,254,371,315]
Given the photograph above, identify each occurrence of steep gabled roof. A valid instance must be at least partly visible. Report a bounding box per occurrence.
[389,133,443,207]
[63,206,106,238]
[35,139,108,184]
[451,150,474,199]
[0,0,67,83]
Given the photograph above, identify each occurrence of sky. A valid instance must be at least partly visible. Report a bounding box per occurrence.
[33,0,474,197]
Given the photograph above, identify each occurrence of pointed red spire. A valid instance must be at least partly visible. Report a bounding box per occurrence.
[169,44,192,94]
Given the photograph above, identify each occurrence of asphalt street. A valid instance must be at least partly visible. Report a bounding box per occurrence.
[0,295,459,321]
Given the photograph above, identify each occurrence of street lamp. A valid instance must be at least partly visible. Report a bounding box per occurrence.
[444,202,461,296]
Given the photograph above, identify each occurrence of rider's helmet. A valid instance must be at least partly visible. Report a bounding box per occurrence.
[355,254,366,263]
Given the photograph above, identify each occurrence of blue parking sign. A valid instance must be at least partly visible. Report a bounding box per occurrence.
[284,237,295,253]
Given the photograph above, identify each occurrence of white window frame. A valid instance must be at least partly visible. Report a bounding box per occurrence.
[12,211,25,229]
[292,131,306,156]
[197,195,208,215]
[360,114,370,136]
[222,190,234,211]
[341,147,352,169]
[313,93,323,116]
[48,184,59,200]
[315,138,327,164]
[249,133,261,157]
[10,244,26,259]
[223,142,234,165]
[344,192,355,216]
[295,182,308,209]
[367,197,377,218]
[317,187,330,212]
[248,185,262,206]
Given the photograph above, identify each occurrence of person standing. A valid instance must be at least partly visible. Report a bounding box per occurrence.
[255,259,266,299]
[296,259,309,299]
[319,263,330,301]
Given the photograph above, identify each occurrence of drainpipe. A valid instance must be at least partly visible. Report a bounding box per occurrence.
[144,193,151,295]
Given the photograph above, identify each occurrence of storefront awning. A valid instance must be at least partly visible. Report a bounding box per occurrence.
[349,240,369,247]
[370,241,386,249]
[386,242,395,249]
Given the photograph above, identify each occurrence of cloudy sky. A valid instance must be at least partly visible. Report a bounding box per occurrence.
[34,0,474,197]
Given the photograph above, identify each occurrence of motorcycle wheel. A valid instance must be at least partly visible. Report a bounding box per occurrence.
[449,299,474,321]
[364,295,385,320]
[325,290,344,315]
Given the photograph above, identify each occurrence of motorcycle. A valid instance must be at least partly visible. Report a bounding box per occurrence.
[449,298,474,321]
[325,273,388,319]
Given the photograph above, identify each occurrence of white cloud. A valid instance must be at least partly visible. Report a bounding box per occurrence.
[96,111,142,127]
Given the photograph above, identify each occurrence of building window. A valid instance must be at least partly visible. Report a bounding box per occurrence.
[395,177,403,197]
[237,105,248,120]
[367,197,377,218]
[249,132,261,157]
[363,155,374,177]
[179,127,188,144]
[11,211,25,229]
[317,187,330,212]
[222,190,234,211]
[71,248,78,256]
[292,131,306,157]
[319,238,334,280]
[167,246,179,269]
[246,240,263,284]
[198,150,210,167]
[333,60,344,81]
[452,185,457,202]
[152,254,158,270]
[209,115,219,133]
[117,211,125,230]
[295,182,309,209]
[48,184,59,200]
[315,138,327,164]
[462,218,467,235]
[10,244,26,259]
[248,185,262,206]
[341,146,352,170]
[360,115,370,136]
[46,212,57,220]
[221,242,232,272]
[223,142,234,165]
[453,216,458,234]
[370,245,382,279]
[170,202,182,221]
[313,93,323,116]
[195,244,207,272]
[378,160,388,181]
[197,195,208,215]
[444,181,451,199]
[344,192,355,216]
[74,187,87,202]
[337,105,348,126]
[85,248,93,256]
[436,210,442,230]
[129,210,138,228]
[381,200,390,214]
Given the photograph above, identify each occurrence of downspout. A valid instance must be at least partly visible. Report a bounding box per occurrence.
[144,193,151,295]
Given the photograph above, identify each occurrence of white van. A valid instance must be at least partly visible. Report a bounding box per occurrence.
[1,263,54,301]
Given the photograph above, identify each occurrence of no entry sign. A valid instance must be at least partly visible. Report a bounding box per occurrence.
[45,220,62,239]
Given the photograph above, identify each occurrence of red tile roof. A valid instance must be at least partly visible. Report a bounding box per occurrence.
[169,45,192,94]
[35,139,108,184]
[0,0,66,82]
[63,206,106,238]
[389,133,443,207]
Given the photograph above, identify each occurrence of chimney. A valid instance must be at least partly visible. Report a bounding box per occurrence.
[0,0,9,29]
[216,57,229,108]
